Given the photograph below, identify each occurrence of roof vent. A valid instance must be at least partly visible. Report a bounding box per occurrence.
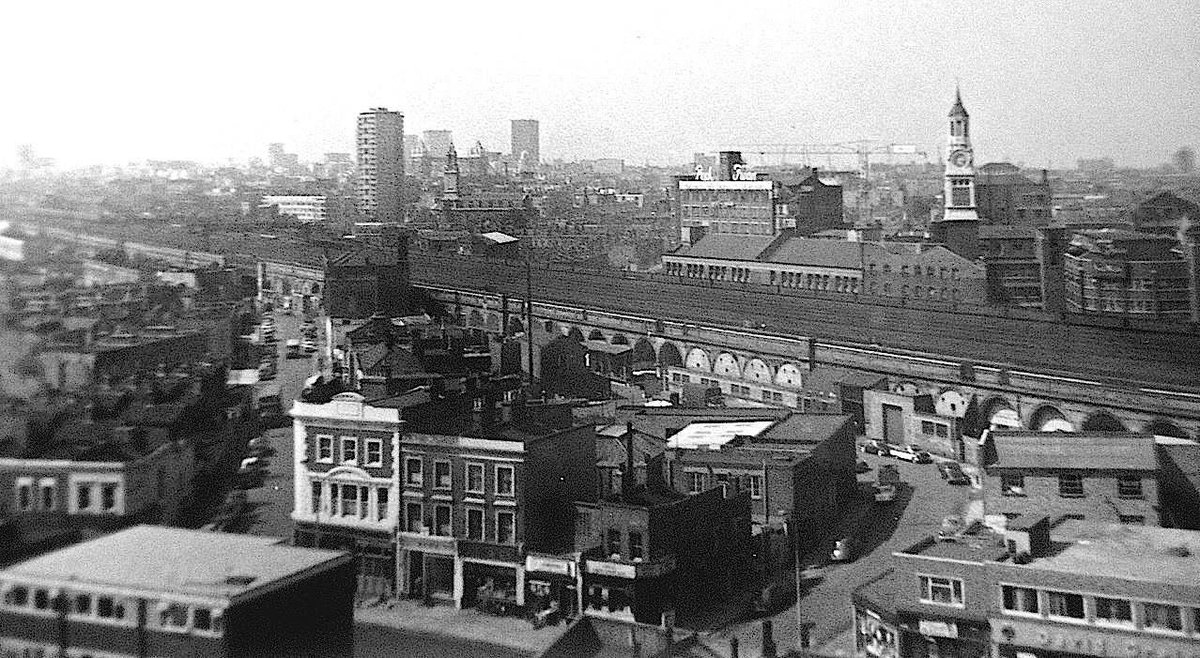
[224,575,256,586]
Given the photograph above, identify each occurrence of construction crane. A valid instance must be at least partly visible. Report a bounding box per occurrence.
[725,142,931,223]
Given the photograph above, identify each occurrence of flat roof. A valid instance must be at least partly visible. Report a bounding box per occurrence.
[1026,521,1200,586]
[667,420,775,449]
[1,525,350,604]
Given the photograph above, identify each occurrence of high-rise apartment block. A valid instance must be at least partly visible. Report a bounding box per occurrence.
[511,119,540,171]
[356,108,404,224]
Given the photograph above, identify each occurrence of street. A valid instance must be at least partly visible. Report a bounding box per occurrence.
[241,309,321,541]
[708,443,978,655]
[355,622,531,658]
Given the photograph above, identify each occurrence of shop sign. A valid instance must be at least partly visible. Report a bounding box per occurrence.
[585,560,636,578]
[918,620,959,639]
[459,541,520,563]
[400,533,457,555]
[993,618,1200,658]
[635,554,677,578]
[526,555,576,577]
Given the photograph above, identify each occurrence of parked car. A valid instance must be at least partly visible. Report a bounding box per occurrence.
[944,462,971,485]
[891,447,933,464]
[830,537,856,562]
[862,441,889,456]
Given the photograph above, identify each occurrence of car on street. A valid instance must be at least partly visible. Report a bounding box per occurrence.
[830,537,856,562]
[943,461,971,485]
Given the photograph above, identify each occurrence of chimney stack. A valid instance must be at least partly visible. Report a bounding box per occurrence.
[623,423,636,495]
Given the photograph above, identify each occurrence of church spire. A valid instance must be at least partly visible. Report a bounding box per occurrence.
[949,84,968,118]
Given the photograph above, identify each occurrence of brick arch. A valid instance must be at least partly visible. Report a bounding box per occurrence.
[713,352,740,378]
[981,396,1021,429]
[507,317,525,335]
[657,341,683,367]
[1144,418,1189,439]
[1028,404,1073,432]
[685,348,711,372]
[632,337,656,365]
[775,363,803,389]
[743,358,772,383]
[1081,410,1126,432]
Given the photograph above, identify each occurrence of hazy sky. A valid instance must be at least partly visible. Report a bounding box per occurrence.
[2,0,1197,169]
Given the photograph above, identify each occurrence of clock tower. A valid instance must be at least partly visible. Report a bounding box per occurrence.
[932,86,981,260]
[942,86,979,222]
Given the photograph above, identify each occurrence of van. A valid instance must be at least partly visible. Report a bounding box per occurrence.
[890,447,932,464]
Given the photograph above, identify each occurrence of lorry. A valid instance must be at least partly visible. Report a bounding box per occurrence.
[875,464,900,503]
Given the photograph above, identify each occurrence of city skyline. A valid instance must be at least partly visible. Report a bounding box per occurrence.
[1,0,1197,169]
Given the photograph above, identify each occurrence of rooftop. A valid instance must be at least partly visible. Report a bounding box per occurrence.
[1,525,350,603]
[676,234,777,262]
[1022,521,1200,586]
[985,431,1157,471]
[666,420,775,449]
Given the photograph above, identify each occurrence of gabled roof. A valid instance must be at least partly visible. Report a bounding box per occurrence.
[679,234,777,261]
[767,238,867,269]
[986,431,1156,471]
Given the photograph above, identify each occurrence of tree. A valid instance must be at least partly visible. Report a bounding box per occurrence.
[1173,147,1196,174]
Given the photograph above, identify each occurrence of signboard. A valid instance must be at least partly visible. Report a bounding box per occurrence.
[459,541,520,563]
[526,555,576,578]
[919,620,959,639]
[992,618,1200,658]
[399,533,457,556]
[585,560,636,579]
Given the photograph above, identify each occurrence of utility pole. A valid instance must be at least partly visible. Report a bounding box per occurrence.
[525,258,535,388]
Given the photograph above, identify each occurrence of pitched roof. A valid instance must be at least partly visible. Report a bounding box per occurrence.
[987,431,1157,470]
[766,238,866,269]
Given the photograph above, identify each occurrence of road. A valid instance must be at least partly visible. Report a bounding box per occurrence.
[241,309,322,541]
[709,444,977,654]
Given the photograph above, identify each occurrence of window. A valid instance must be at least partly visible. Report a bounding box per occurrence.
[341,484,359,517]
[919,576,963,606]
[404,458,423,486]
[921,421,936,436]
[329,483,339,515]
[97,596,125,620]
[77,484,92,511]
[317,435,333,462]
[687,472,704,494]
[194,608,214,631]
[1046,590,1084,619]
[434,461,452,489]
[495,465,514,496]
[1119,514,1145,525]
[467,508,484,540]
[1117,474,1143,499]
[748,475,763,500]
[1001,473,1025,497]
[405,502,423,533]
[1095,597,1133,626]
[359,485,369,519]
[376,487,388,521]
[310,481,321,513]
[365,439,383,466]
[629,531,644,561]
[935,424,949,438]
[1143,602,1183,632]
[497,511,515,544]
[466,463,484,493]
[606,529,622,557]
[1058,473,1084,498]
[33,588,50,610]
[101,484,117,512]
[1002,586,1039,614]
[16,480,32,512]
[434,505,452,536]
[4,586,28,607]
[341,437,357,464]
[74,594,92,615]
[38,479,55,511]
[160,602,189,628]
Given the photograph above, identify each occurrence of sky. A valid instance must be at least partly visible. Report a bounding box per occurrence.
[1,0,1197,169]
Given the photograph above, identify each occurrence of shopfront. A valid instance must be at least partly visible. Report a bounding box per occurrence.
[582,558,674,625]
[992,617,1200,658]
[896,613,991,658]
[459,541,523,614]
[525,553,581,624]
[397,534,457,604]
[855,607,900,658]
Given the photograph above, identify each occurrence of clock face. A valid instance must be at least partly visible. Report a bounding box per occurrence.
[950,150,971,168]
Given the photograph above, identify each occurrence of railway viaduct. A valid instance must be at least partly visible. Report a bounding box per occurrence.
[429,285,1200,441]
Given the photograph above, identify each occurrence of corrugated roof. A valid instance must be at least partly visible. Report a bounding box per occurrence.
[988,431,1156,470]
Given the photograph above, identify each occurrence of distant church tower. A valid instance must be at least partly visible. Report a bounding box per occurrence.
[932,86,981,260]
